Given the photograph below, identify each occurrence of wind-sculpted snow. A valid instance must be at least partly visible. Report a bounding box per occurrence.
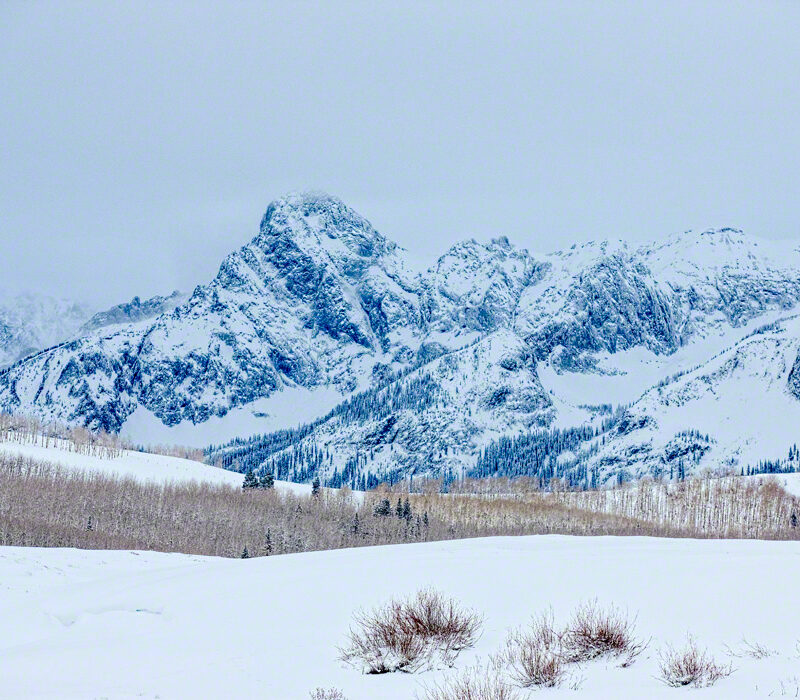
[3,194,800,485]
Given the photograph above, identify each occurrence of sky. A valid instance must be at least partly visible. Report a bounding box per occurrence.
[2,1,800,308]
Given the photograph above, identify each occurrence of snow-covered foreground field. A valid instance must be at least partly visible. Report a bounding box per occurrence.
[1,536,799,699]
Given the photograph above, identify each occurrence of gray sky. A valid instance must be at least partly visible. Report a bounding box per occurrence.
[2,1,800,308]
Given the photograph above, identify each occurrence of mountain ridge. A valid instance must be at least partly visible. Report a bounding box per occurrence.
[3,192,800,486]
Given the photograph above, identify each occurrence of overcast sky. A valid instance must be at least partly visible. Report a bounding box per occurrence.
[2,1,800,307]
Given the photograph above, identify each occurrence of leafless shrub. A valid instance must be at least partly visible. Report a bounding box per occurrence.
[775,676,800,696]
[618,639,649,668]
[421,664,522,700]
[309,689,347,700]
[567,673,586,690]
[498,602,644,689]
[341,610,427,674]
[404,589,483,660]
[658,638,734,688]
[339,589,482,674]
[723,638,776,659]
[561,600,644,663]
[500,611,567,688]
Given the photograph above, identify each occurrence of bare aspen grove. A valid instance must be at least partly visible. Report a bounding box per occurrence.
[0,412,204,462]
[0,412,127,459]
[2,445,800,558]
[401,474,800,542]
[3,412,800,557]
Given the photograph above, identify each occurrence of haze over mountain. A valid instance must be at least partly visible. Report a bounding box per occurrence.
[0,293,94,368]
[3,192,800,487]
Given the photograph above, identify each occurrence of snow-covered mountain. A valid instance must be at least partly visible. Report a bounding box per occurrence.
[0,293,94,368]
[78,290,186,335]
[581,314,800,483]
[3,192,800,486]
[0,289,187,370]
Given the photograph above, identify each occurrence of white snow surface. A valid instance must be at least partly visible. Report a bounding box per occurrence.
[120,384,346,448]
[1,536,799,698]
[584,314,800,478]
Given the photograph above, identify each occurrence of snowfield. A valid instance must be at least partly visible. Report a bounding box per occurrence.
[1,536,799,699]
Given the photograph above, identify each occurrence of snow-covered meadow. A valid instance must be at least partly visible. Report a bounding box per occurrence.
[1,535,799,699]
[1,433,799,697]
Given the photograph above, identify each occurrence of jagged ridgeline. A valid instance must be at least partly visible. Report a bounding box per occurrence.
[6,193,800,486]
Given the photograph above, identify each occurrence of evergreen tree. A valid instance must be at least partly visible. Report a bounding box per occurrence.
[395,497,403,518]
[242,470,259,489]
[311,477,321,497]
[402,498,412,521]
[259,471,275,489]
[241,546,250,559]
[264,529,272,555]
[351,513,360,535]
[373,498,392,517]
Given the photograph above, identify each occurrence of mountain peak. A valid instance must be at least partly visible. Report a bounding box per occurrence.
[261,191,372,235]
[256,191,395,265]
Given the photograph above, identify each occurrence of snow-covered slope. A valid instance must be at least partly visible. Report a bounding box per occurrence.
[0,292,94,367]
[208,234,800,487]
[215,328,579,486]
[0,193,429,433]
[0,436,242,486]
[582,314,800,482]
[3,193,800,486]
[0,435,328,497]
[1,536,799,699]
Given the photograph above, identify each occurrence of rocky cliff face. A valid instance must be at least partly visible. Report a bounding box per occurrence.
[3,194,800,485]
[420,237,544,336]
[0,193,428,431]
